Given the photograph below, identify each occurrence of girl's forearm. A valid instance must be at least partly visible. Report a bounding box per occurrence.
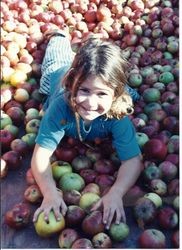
[110,155,143,198]
[31,144,57,197]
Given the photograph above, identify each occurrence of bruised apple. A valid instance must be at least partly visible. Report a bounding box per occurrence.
[24,184,42,204]
[5,202,31,229]
[133,197,157,228]
[139,229,166,248]
[65,205,86,227]
[82,210,105,236]
[71,238,93,249]
[92,232,112,248]
[34,211,65,237]
[63,189,81,205]
[58,228,79,249]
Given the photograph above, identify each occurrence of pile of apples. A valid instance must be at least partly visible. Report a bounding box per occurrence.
[1,0,179,249]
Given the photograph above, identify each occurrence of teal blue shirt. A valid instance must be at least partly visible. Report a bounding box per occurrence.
[36,92,141,161]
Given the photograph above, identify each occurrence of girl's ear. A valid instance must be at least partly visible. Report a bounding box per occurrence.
[106,92,134,119]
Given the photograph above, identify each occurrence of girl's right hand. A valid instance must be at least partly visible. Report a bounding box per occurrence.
[33,190,67,223]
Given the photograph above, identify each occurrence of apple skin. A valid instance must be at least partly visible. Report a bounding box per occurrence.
[82,210,105,236]
[82,183,100,196]
[85,148,102,163]
[55,146,78,163]
[24,184,43,204]
[93,159,116,175]
[149,179,167,196]
[158,161,178,181]
[143,165,162,182]
[21,132,37,149]
[10,138,29,155]
[71,238,93,249]
[79,192,100,213]
[168,178,179,196]
[123,185,145,206]
[135,132,149,148]
[1,129,15,152]
[144,192,162,208]
[158,207,178,229]
[58,228,79,248]
[63,190,81,206]
[25,108,40,123]
[34,211,65,237]
[51,160,72,180]
[65,205,86,227]
[133,197,157,228]
[138,229,166,248]
[2,150,22,170]
[5,202,31,229]
[79,168,98,184]
[92,232,112,248]
[6,106,25,126]
[59,172,85,192]
[1,111,12,129]
[173,196,179,211]
[143,139,168,162]
[108,222,130,242]
[71,155,92,172]
[95,174,115,192]
[25,118,40,134]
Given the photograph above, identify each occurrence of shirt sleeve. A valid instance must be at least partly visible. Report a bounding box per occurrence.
[35,97,67,151]
[111,116,141,161]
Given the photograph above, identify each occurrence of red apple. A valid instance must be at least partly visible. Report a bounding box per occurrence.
[10,138,29,155]
[5,202,31,229]
[79,168,98,184]
[158,161,178,181]
[1,129,15,152]
[149,179,167,196]
[133,197,157,228]
[24,184,43,204]
[71,238,93,249]
[158,207,178,229]
[95,174,115,192]
[82,210,105,236]
[139,229,166,248]
[55,146,78,163]
[6,106,25,126]
[58,228,79,248]
[168,178,179,195]
[65,205,86,227]
[143,139,168,162]
[82,183,100,196]
[63,190,81,206]
[2,150,22,170]
[93,159,116,174]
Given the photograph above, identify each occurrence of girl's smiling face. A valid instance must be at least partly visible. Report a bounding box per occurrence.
[75,75,115,122]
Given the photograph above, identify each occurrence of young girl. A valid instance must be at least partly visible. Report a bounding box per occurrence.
[31,31,143,229]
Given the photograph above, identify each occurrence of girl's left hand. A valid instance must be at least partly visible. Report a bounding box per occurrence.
[91,189,126,229]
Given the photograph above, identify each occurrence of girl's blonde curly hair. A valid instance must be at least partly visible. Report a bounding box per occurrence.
[62,38,133,120]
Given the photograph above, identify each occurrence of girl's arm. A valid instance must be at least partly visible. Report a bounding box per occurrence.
[31,144,67,222]
[92,155,143,229]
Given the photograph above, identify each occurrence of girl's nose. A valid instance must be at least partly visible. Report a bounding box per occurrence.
[85,94,98,109]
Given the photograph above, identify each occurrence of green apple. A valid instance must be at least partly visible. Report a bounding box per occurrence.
[59,172,85,192]
[109,222,130,241]
[136,132,149,148]
[144,192,162,208]
[51,161,72,180]
[4,124,19,137]
[25,119,40,133]
[25,108,40,123]
[79,192,100,212]
[173,196,179,211]
[34,211,65,237]
[21,133,37,148]
[143,88,161,103]
[1,111,12,129]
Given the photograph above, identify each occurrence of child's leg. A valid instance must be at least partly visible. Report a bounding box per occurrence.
[39,35,74,95]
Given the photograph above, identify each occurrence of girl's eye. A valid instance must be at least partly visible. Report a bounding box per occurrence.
[98,92,107,96]
[79,88,89,93]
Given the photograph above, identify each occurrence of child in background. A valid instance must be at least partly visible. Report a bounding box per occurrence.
[31,31,143,229]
